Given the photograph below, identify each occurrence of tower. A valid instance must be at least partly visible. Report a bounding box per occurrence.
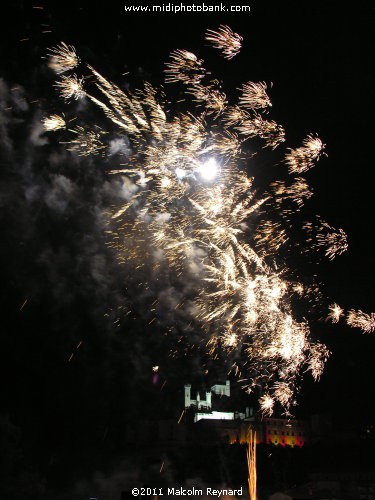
[225,379,230,397]
[205,390,212,410]
[184,384,191,408]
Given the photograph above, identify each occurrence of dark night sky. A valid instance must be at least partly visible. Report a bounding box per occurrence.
[0,0,375,496]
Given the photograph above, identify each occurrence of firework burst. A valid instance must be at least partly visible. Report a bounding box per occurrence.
[43,28,359,415]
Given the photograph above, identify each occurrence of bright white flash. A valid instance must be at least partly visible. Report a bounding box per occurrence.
[175,168,187,180]
[198,158,219,181]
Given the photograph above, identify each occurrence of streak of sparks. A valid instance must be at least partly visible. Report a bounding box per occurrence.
[304,217,348,260]
[239,81,271,110]
[177,409,185,424]
[205,25,243,60]
[347,310,375,334]
[66,126,107,156]
[247,429,257,500]
[306,343,330,381]
[19,298,28,312]
[164,50,205,85]
[47,42,80,74]
[188,81,227,116]
[273,382,293,407]
[285,135,325,174]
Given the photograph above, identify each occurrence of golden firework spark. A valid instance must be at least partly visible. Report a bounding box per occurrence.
[285,134,325,174]
[235,112,285,149]
[205,25,243,60]
[306,343,330,381]
[239,81,271,110]
[47,42,80,74]
[188,81,227,115]
[254,221,289,256]
[327,303,344,323]
[66,126,107,156]
[55,74,85,101]
[273,382,293,407]
[304,217,348,260]
[272,177,313,207]
[347,310,375,333]
[164,49,206,85]
[43,114,66,131]
[259,394,274,416]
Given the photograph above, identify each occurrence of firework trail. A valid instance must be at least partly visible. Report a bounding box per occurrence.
[44,31,368,415]
[246,428,257,500]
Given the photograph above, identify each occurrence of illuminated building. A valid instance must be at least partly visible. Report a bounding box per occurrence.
[184,381,309,447]
[184,381,247,422]
[262,418,307,447]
